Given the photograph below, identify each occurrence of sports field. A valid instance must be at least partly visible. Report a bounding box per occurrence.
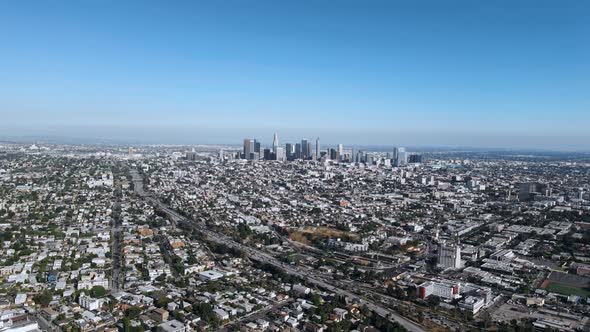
[545,281,590,297]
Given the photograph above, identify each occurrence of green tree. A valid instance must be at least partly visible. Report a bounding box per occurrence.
[33,290,53,307]
[90,285,107,298]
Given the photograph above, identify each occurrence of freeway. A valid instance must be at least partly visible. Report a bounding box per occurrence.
[110,202,122,292]
[131,169,427,332]
[110,174,124,293]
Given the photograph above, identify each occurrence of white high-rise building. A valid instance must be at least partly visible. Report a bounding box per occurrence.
[315,137,320,160]
[275,147,286,161]
[438,241,462,269]
[243,138,255,159]
[393,147,407,166]
[272,132,279,153]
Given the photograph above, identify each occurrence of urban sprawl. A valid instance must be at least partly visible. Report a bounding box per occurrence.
[1,136,590,332]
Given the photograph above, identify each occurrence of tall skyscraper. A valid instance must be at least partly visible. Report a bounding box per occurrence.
[329,148,337,160]
[301,139,309,159]
[393,147,407,166]
[286,143,294,160]
[275,147,286,161]
[254,140,261,154]
[272,132,279,153]
[295,143,302,159]
[315,137,320,161]
[437,241,462,269]
[243,138,255,159]
[337,144,344,161]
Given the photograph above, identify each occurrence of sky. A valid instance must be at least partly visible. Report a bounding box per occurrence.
[0,0,589,149]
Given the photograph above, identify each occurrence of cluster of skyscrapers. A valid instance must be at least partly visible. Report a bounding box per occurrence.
[239,133,422,166]
[242,135,320,161]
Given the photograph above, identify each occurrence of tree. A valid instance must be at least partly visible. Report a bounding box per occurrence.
[125,306,142,319]
[427,295,441,309]
[33,290,53,307]
[90,285,107,298]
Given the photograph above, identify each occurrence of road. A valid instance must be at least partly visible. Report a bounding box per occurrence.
[130,169,146,197]
[110,201,122,292]
[130,168,426,332]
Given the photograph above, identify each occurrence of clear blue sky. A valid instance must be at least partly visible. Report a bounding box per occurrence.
[1,0,589,149]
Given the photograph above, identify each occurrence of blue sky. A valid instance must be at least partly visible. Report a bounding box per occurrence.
[0,1,589,149]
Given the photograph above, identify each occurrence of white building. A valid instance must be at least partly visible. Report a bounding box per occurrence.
[438,241,462,269]
[459,296,485,314]
[79,294,104,311]
[157,319,186,332]
[418,281,461,300]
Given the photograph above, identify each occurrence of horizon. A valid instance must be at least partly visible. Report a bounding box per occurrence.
[1,126,590,153]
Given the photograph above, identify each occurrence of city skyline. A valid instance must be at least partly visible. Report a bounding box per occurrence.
[1,1,589,150]
[1,127,589,153]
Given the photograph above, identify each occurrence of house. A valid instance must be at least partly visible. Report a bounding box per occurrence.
[157,319,186,332]
[151,308,169,323]
[213,308,229,320]
[198,270,224,281]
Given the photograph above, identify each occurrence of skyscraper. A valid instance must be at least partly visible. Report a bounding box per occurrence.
[275,147,286,161]
[329,148,337,160]
[337,144,344,161]
[243,139,255,159]
[272,132,279,153]
[295,143,302,159]
[393,147,407,166]
[315,137,320,161]
[254,140,261,154]
[286,143,294,160]
[263,148,272,160]
[301,139,309,159]
[408,154,423,164]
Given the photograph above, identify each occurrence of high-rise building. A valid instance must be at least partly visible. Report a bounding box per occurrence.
[295,143,302,159]
[329,148,337,160]
[301,139,309,159]
[393,147,407,166]
[186,150,197,161]
[315,138,320,160]
[518,182,548,201]
[438,241,462,269]
[272,132,279,153]
[286,143,294,160]
[409,154,423,164]
[263,148,273,160]
[243,139,255,159]
[337,144,344,161]
[254,140,261,154]
[275,147,286,161]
